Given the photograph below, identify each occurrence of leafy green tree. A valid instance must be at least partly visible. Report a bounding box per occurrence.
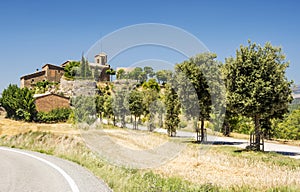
[0,84,36,121]
[156,70,172,84]
[71,95,97,125]
[103,94,114,125]
[176,53,220,142]
[276,108,300,140]
[142,78,160,92]
[106,68,116,81]
[95,95,105,121]
[128,67,143,81]
[224,41,293,150]
[64,61,80,80]
[164,83,180,137]
[113,87,129,128]
[116,69,126,79]
[128,89,143,129]
[77,56,92,80]
[156,99,165,128]
[142,79,160,131]
[144,66,155,78]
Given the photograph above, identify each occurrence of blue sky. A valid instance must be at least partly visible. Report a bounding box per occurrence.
[0,0,299,92]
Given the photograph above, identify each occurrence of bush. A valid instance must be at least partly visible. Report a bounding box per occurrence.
[276,108,300,140]
[0,84,36,121]
[36,108,72,123]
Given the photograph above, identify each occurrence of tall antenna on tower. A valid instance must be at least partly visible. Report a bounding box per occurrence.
[100,32,103,53]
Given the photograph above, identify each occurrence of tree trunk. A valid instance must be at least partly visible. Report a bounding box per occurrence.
[113,115,116,126]
[200,118,205,143]
[254,114,261,151]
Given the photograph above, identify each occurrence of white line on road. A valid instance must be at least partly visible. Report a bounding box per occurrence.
[0,147,80,192]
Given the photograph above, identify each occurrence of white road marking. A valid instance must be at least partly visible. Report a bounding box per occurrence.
[0,147,80,192]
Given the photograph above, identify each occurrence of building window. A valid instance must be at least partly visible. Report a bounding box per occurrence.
[97,59,100,63]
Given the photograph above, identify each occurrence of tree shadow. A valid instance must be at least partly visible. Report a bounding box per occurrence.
[182,140,246,146]
[233,149,300,157]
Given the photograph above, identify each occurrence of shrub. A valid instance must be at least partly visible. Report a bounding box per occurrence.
[0,84,36,121]
[36,108,72,123]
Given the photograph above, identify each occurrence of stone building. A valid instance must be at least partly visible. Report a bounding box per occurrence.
[34,93,70,112]
[89,52,110,82]
[20,53,111,89]
[20,64,64,88]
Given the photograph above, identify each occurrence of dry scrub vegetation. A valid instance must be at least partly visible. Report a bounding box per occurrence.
[0,118,79,136]
[154,145,300,190]
[0,118,300,191]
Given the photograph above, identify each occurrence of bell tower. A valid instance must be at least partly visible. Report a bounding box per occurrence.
[94,52,107,65]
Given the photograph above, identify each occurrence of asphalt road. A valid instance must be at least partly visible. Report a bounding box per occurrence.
[123,122,300,159]
[0,147,111,192]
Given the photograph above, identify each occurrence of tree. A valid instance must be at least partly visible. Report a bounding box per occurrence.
[156,70,172,84]
[106,68,116,81]
[78,56,93,79]
[176,53,220,142]
[113,87,129,128]
[164,83,180,137]
[0,84,36,121]
[142,79,160,131]
[277,108,300,140]
[142,78,160,92]
[95,95,105,121]
[116,69,126,79]
[144,66,155,78]
[71,95,97,125]
[64,61,80,80]
[128,67,143,81]
[224,41,293,150]
[103,94,114,125]
[128,89,143,129]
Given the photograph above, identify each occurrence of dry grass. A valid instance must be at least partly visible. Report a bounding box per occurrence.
[1,117,299,191]
[101,129,169,150]
[0,117,79,136]
[154,145,300,190]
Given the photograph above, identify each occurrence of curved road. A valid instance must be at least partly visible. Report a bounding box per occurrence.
[0,147,111,192]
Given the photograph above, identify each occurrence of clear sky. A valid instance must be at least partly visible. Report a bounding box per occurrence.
[0,0,299,92]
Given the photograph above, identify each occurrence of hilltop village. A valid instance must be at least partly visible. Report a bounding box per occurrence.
[19,53,111,112]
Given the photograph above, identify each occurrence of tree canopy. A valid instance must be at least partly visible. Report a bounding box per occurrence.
[224,41,293,150]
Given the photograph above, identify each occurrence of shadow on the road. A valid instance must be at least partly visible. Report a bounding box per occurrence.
[182,140,246,146]
[272,151,300,157]
[233,149,300,157]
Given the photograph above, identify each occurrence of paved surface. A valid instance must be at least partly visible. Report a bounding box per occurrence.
[124,122,300,159]
[0,147,111,192]
[82,129,185,169]
[155,128,300,159]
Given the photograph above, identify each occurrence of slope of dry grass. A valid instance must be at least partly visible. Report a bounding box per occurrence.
[1,117,299,191]
[0,117,79,136]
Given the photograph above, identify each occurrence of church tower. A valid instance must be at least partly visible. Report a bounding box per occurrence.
[94,52,107,65]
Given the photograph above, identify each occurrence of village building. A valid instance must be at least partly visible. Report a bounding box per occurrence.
[20,53,111,89]
[89,52,110,82]
[20,64,64,88]
[33,92,70,112]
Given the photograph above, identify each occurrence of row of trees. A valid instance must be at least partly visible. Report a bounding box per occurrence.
[116,67,172,84]
[0,41,295,151]
[106,41,293,150]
